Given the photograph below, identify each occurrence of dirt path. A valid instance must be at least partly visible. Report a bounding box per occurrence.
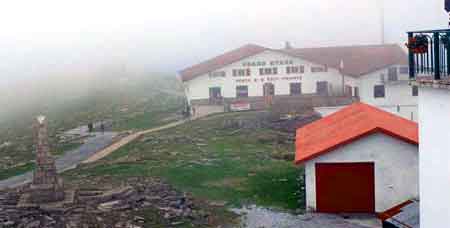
[82,109,265,164]
[82,120,188,163]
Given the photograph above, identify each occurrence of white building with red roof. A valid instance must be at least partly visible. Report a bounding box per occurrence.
[295,102,418,214]
[178,43,417,120]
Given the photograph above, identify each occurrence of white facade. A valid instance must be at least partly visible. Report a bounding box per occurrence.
[182,49,417,121]
[183,50,357,103]
[304,133,419,213]
[315,66,419,121]
[357,67,418,121]
[419,87,450,227]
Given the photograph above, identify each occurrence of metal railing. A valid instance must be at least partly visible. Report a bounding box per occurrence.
[407,29,450,80]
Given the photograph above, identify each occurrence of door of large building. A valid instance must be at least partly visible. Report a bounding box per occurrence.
[263,83,275,96]
[209,87,222,105]
[315,162,375,213]
[316,81,329,96]
[263,83,275,106]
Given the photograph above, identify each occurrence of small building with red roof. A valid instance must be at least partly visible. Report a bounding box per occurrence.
[295,102,418,214]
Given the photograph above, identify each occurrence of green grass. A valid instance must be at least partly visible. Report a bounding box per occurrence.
[0,162,35,180]
[67,111,305,211]
[54,141,84,156]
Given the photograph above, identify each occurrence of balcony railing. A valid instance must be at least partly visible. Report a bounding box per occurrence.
[407,29,450,80]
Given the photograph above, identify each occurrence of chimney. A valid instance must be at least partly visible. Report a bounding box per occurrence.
[284,41,292,50]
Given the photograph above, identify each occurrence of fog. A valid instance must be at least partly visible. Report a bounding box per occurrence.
[0,0,447,119]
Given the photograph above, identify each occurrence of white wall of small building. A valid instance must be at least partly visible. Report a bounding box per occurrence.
[183,50,357,103]
[358,66,418,121]
[419,87,450,228]
[304,133,419,213]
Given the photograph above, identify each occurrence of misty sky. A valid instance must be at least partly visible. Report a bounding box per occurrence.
[0,0,447,86]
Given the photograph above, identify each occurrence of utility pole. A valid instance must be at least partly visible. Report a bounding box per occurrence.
[340,60,345,96]
[377,0,385,44]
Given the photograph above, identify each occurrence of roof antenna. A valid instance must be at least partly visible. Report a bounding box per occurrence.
[377,0,385,44]
[284,41,292,50]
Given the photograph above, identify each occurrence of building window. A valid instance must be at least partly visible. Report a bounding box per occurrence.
[236,85,248,98]
[388,67,398,81]
[316,81,329,96]
[209,87,222,99]
[259,67,278,75]
[399,66,409,74]
[374,85,385,98]
[208,71,226,78]
[290,83,302,95]
[412,85,418,96]
[286,66,305,74]
[354,87,359,97]
[233,68,251,77]
[311,66,328,73]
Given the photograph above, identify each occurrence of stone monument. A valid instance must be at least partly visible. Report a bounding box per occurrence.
[29,115,65,203]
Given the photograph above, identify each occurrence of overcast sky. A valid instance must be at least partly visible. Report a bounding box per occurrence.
[0,0,447,86]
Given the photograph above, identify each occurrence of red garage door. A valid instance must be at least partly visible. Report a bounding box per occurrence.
[316,162,375,213]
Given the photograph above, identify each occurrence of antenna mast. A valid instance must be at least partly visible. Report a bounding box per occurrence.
[378,0,385,44]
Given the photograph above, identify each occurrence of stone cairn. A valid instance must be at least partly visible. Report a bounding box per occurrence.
[29,115,64,203]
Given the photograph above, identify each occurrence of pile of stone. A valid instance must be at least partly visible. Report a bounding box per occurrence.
[0,178,211,228]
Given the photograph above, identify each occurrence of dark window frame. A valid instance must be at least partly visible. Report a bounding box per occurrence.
[316,81,329,96]
[259,68,264,75]
[209,87,222,99]
[259,67,278,75]
[311,66,328,73]
[388,67,398,81]
[286,66,304,74]
[290,82,302,95]
[236,85,249,98]
[374,85,385,98]
[354,86,359,97]
[412,85,418,96]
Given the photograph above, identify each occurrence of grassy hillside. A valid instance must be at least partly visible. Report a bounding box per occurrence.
[0,72,185,171]
[66,111,304,211]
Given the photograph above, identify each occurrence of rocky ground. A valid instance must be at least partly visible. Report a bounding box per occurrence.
[0,177,231,228]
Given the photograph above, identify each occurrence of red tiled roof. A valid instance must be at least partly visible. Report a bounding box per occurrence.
[282,44,408,77]
[179,44,407,81]
[179,44,267,82]
[295,102,418,165]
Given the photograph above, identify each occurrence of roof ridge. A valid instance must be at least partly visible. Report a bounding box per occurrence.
[287,43,400,51]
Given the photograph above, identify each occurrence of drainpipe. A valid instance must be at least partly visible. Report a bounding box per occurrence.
[340,60,345,96]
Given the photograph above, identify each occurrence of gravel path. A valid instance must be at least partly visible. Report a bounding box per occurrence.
[0,132,117,189]
[232,206,381,228]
